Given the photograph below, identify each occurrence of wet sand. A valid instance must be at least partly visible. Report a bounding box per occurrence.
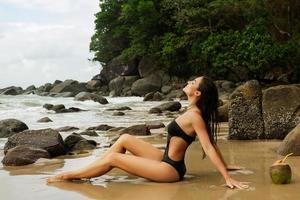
[1,123,300,200]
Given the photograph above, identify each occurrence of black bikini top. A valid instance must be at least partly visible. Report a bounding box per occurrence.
[167,120,196,145]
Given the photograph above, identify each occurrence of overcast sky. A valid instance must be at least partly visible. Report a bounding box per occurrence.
[0,0,101,89]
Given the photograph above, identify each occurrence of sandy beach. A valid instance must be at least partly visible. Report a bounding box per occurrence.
[1,123,300,200]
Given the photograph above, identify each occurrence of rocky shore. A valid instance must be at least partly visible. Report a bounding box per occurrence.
[1,61,300,167]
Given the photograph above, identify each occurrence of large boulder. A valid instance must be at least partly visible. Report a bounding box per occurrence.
[4,128,66,157]
[131,72,163,96]
[109,76,125,96]
[86,80,102,91]
[43,104,85,113]
[138,56,158,78]
[277,123,300,156]
[87,124,115,131]
[143,92,164,101]
[99,55,139,84]
[151,101,182,112]
[74,92,108,104]
[131,77,161,96]
[0,119,29,138]
[263,85,300,139]
[50,79,88,96]
[1,86,23,95]
[228,80,264,139]
[24,85,36,92]
[2,145,50,166]
[64,133,96,152]
[120,124,151,136]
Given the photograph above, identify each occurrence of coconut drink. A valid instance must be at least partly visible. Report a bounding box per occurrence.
[270,153,293,184]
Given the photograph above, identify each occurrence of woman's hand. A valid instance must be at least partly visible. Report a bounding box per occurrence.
[225,177,249,189]
[226,164,245,171]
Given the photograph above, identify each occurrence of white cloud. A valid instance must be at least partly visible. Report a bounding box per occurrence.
[4,0,97,13]
[0,0,101,89]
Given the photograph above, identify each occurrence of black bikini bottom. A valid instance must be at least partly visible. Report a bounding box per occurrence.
[161,151,186,181]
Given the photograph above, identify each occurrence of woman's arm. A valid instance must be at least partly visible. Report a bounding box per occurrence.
[191,115,249,189]
[214,143,244,171]
[213,143,227,168]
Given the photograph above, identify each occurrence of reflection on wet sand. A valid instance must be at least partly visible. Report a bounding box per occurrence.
[2,158,65,176]
[1,125,300,200]
[48,180,181,200]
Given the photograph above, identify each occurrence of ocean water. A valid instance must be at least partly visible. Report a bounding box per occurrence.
[0,94,187,150]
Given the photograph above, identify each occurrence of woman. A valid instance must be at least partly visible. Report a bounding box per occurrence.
[47,76,249,189]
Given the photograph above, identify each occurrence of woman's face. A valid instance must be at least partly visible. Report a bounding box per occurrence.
[183,76,202,97]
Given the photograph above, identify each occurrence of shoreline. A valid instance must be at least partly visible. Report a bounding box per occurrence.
[1,135,300,199]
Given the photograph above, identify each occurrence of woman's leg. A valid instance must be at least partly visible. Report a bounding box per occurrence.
[47,134,167,183]
[100,134,163,160]
[47,152,179,183]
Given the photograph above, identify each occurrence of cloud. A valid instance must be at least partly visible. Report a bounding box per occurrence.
[3,0,97,13]
[0,0,101,88]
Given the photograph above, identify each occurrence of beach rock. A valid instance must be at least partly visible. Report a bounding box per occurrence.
[79,131,99,137]
[23,85,36,94]
[37,117,52,123]
[145,121,165,129]
[53,80,63,85]
[131,73,162,96]
[52,104,66,111]
[113,111,125,116]
[86,80,102,91]
[107,127,125,133]
[120,124,151,136]
[43,83,53,92]
[4,128,66,157]
[165,89,185,99]
[2,145,50,166]
[43,103,85,113]
[87,124,115,131]
[161,86,173,94]
[263,85,300,139]
[50,79,88,96]
[215,80,236,93]
[109,76,125,96]
[105,106,132,111]
[64,133,97,151]
[123,76,139,88]
[149,107,162,114]
[74,92,108,104]
[55,126,79,132]
[99,55,139,84]
[0,119,29,138]
[1,87,19,95]
[71,140,97,151]
[152,101,181,112]
[43,103,53,110]
[64,133,85,149]
[277,123,300,156]
[25,85,36,91]
[143,92,163,101]
[138,56,157,78]
[228,80,264,139]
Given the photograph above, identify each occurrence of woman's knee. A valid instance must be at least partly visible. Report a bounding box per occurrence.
[106,152,120,166]
[118,133,133,144]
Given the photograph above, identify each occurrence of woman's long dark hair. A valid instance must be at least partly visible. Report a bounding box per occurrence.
[196,76,219,159]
